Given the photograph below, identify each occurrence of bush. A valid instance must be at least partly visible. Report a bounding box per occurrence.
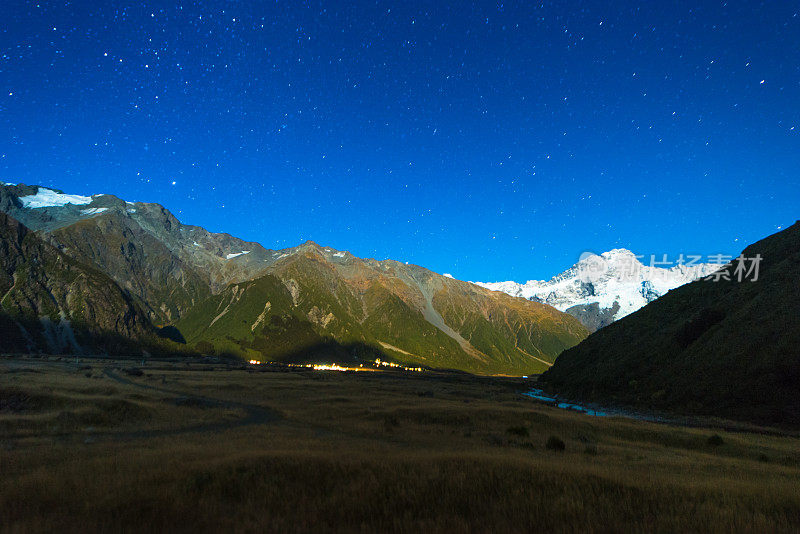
[583,444,598,455]
[383,415,400,431]
[707,434,725,447]
[506,425,529,437]
[546,435,565,451]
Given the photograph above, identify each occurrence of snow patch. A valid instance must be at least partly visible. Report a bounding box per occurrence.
[19,187,93,208]
[332,251,346,258]
[226,250,251,260]
[443,273,454,279]
[80,207,109,216]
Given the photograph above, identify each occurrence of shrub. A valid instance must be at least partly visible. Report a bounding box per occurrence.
[546,435,565,451]
[506,425,529,437]
[583,444,598,455]
[383,415,400,431]
[707,434,724,447]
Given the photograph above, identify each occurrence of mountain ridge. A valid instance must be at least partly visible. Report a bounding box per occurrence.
[176,237,587,374]
[0,182,588,374]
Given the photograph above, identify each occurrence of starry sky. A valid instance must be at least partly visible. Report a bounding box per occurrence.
[1,1,798,281]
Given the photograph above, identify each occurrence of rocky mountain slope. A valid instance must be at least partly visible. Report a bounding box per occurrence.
[1,182,588,374]
[477,249,717,331]
[541,222,800,425]
[177,241,588,375]
[0,211,154,354]
[1,183,294,323]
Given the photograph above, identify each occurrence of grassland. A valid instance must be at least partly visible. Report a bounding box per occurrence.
[2,355,800,533]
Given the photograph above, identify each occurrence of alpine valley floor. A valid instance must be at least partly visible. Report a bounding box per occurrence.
[2,355,800,533]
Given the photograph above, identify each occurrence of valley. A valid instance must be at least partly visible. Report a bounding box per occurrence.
[3,355,800,533]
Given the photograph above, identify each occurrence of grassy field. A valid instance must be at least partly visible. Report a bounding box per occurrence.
[2,356,800,533]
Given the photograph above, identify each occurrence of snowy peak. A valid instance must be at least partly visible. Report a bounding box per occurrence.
[477,250,719,331]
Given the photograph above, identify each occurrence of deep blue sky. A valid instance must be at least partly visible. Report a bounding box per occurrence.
[1,1,798,281]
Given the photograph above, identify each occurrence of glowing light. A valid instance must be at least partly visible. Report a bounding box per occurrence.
[311,363,349,371]
[374,359,422,372]
[244,359,422,372]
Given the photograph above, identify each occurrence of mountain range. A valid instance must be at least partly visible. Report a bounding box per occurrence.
[3,181,798,425]
[0,182,587,375]
[477,249,718,331]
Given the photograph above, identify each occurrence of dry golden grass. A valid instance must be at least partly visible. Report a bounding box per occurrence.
[2,356,800,533]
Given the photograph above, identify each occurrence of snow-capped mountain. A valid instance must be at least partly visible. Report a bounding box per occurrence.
[476,249,719,331]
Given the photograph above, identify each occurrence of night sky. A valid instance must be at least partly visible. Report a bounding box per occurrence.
[2,1,798,281]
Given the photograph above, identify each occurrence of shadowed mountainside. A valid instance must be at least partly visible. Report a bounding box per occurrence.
[0,212,155,354]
